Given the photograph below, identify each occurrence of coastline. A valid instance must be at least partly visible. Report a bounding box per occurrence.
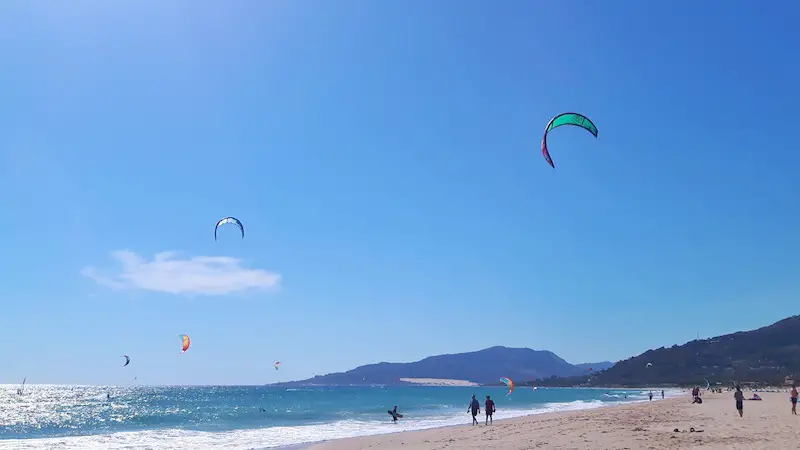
[303,390,793,450]
[289,390,680,450]
[0,386,685,449]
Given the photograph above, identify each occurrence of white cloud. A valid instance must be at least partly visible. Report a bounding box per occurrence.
[82,250,281,296]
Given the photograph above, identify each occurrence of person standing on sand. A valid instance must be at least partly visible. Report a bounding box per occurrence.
[649,391,653,401]
[485,395,496,425]
[790,385,798,415]
[734,385,744,417]
[467,394,480,425]
[661,390,664,400]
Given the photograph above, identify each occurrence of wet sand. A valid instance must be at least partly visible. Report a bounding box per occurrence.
[307,391,797,449]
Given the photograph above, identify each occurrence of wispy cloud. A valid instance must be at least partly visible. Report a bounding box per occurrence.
[82,250,281,296]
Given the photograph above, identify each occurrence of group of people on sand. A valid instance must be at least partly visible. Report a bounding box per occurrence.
[692,384,797,417]
[390,394,498,425]
[392,383,800,427]
[468,394,496,425]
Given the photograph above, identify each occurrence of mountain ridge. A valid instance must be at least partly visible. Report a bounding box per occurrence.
[275,315,800,388]
[535,315,800,387]
[272,346,613,386]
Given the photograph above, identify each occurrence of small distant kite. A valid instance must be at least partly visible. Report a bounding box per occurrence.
[646,362,653,368]
[274,361,281,370]
[500,377,515,396]
[214,217,244,241]
[122,355,130,367]
[541,112,598,168]
[178,334,191,354]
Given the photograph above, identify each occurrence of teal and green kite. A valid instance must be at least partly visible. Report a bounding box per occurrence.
[541,112,598,168]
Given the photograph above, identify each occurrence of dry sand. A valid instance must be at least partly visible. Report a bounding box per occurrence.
[307,391,798,449]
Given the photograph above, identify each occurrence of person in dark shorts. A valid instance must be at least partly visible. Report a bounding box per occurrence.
[467,395,480,425]
[734,385,744,417]
[790,385,798,415]
[485,395,495,425]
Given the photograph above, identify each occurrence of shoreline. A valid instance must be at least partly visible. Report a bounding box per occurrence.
[0,395,657,450]
[288,391,678,450]
[0,387,685,449]
[303,390,794,450]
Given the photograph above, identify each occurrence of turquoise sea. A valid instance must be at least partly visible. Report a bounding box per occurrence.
[0,385,678,449]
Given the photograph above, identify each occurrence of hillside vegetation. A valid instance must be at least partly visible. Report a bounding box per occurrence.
[535,315,800,387]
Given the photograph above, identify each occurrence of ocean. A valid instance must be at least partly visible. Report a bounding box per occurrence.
[0,385,678,449]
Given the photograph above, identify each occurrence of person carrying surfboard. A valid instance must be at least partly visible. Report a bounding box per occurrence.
[388,405,402,422]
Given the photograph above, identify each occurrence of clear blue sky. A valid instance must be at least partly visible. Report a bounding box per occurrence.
[1,1,798,385]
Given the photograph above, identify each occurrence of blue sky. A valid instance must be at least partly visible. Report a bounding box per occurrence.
[1,1,798,385]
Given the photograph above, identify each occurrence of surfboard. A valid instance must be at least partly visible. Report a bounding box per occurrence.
[388,410,403,418]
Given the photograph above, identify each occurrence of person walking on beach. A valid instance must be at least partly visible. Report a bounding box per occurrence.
[485,395,495,425]
[734,385,744,417]
[649,391,653,401]
[790,385,798,415]
[691,386,700,403]
[661,390,664,400]
[468,395,480,425]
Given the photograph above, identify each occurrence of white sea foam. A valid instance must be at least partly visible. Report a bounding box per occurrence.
[0,397,663,450]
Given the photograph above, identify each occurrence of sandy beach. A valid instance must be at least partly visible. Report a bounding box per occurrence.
[308,391,797,449]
